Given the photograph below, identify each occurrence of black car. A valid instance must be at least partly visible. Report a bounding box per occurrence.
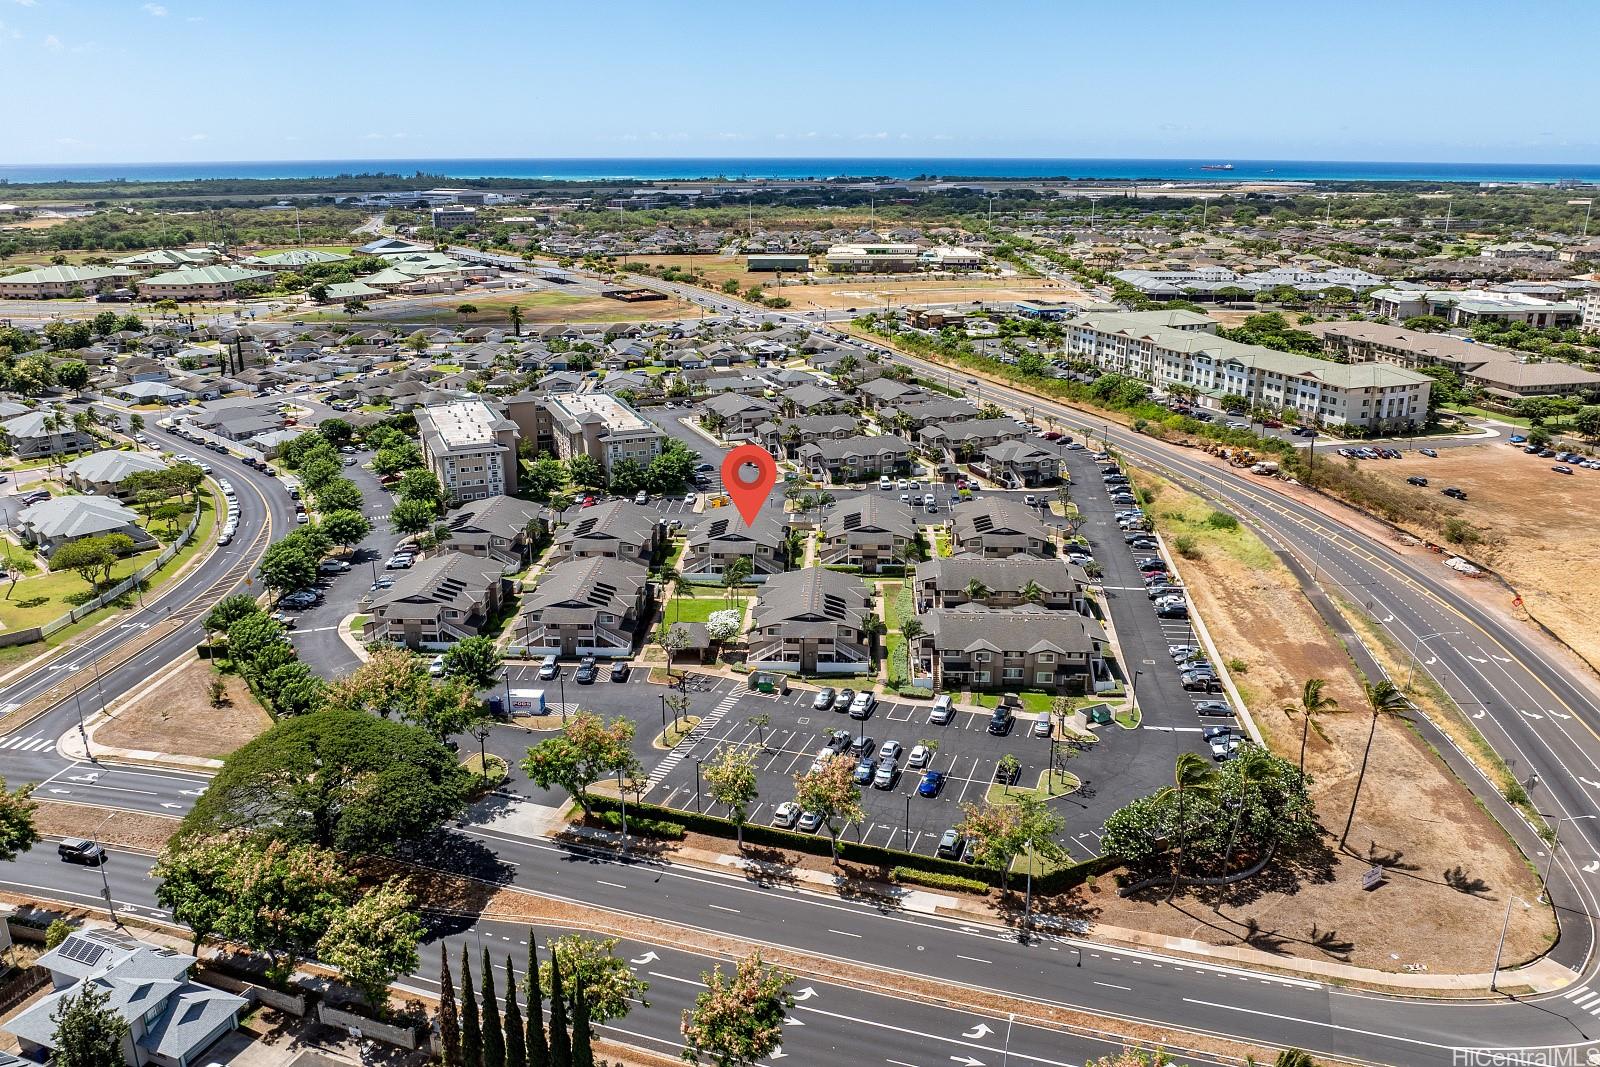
[987,706,1013,735]
[1406,476,1429,487]
[609,661,630,682]
[574,657,598,684]
[1441,487,1468,500]
[1195,702,1236,718]
[58,838,107,865]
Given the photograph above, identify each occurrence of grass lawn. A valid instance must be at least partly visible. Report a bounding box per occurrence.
[986,768,1080,806]
[1133,473,1276,570]
[348,614,369,635]
[667,591,747,625]
[1114,704,1142,729]
[653,715,702,749]
[661,541,685,574]
[972,690,1060,714]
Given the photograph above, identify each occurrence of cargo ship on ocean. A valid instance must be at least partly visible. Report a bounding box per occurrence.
[1200,163,1235,171]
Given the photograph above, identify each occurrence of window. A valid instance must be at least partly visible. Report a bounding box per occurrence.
[975,671,991,684]
[1002,667,1024,681]
[973,651,990,662]
[1037,652,1055,664]
[1035,672,1054,686]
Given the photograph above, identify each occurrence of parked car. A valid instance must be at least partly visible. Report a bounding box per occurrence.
[1553,465,1574,475]
[428,655,445,677]
[385,555,413,569]
[836,687,856,713]
[1441,487,1468,500]
[609,661,630,682]
[918,770,945,797]
[771,802,801,828]
[1182,671,1222,692]
[796,810,823,833]
[809,748,836,774]
[907,744,931,768]
[1194,701,1235,717]
[930,694,955,725]
[1419,448,1438,458]
[1209,733,1241,760]
[812,687,837,711]
[537,656,559,680]
[574,657,598,684]
[987,706,1013,735]
[847,735,875,757]
[824,729,852,753]
[873,761,897,789]
[852,758,876,785]
[1169,644,1201,660]
[935,828,965,859]
[318,559,351,574]
[1407,476,1429,487]
[848,691,877,718]
[1031,718,1053,739]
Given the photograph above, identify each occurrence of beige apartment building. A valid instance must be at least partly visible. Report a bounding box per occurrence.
[416,400,520,504]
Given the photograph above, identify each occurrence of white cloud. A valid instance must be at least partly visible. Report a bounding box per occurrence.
[187,133,206,141]
[41,32,59,48]
[141,3,167,15]
[9,0,38,7]
[854,131,889,141]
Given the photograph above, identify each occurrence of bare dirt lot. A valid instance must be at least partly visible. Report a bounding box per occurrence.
[1102,472,1556,974]
[96,655,271,760]
[1360,442,1600,672]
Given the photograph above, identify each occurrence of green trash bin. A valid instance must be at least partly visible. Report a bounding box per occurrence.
[1084,703,1113,725]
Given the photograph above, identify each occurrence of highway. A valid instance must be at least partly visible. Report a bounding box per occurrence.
[2,269,1600,1062]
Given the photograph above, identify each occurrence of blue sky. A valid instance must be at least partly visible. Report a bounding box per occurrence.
[2,0,1598,164]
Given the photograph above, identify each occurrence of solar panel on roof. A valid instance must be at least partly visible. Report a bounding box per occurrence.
[56,936,109,967]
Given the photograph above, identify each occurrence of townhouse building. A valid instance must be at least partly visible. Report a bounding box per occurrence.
[796,434,914,483]
[515,556,649,658]
[681,504,789,581]
[746,566,876,675]
[949,499,1054,558]
[549,499,663,566]
[817,494,918,573]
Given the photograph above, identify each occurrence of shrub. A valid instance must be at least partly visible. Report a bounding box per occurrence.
[1441,517,1482,547]
[1205,511,1239,532]
[596,809,686,840]
[1226,656,1248,674]
[891,866,990,894]
[1174,535,1201,559]
[45,920,73,949]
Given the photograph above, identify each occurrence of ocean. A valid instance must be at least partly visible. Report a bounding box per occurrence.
[1,157,1598,186]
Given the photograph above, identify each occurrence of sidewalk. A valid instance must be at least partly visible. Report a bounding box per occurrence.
[558,822,1580,995]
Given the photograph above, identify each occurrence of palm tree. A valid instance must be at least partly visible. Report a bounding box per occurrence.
[1282,678,1343,774]
[1340,680,1411,848]
[1219,746,1281,875]
[899,618,925,684]
[508,304,524,338]
[721,556,752,609]
[964,578,991,603]
[862,616,887,661]
[1018,579,1046,605]
[1156,752,1219,900]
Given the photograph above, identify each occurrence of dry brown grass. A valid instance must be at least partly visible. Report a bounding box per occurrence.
[96,656,271,759]
[1358,443,1600,672]
[1090,471,1556,974]
[32,801,178,852]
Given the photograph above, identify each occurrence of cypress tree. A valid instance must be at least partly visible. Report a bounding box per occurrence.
[438,945,462,1067]
[460,947,483,1067]
[526,936,550,1067]
[569,983,594,1067]
[481,947,506,1067]
[546,942,573,1067]
[503,956,526,1067]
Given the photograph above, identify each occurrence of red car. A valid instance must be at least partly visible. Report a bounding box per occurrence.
[1263,418,1283,428]
[1041,431,1062,441]
[581,495,596,507]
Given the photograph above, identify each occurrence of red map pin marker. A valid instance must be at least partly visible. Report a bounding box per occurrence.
[721,443,778,527]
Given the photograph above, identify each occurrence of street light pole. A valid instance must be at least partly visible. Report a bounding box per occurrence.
[1001,1012,1016,1067]
[695,758,704,814]
[1404,631,1460,691]
[1490,895,1528,993]
[616,767,628,850]
[1537,813,1595,904]
[558,672,568,725]
[91,812,117,925]
[903,793,911,852]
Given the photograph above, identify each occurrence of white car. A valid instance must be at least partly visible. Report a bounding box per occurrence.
[907,744,930,768]
[878,477,894,490]
[878,739,903,764]
[771,802,801,828]
[809,748,835,774]
[1023,495,1038,507]
[930,694,955,724]
[922,494,936,507]
[428,655,445,677]
[896,479,909,491]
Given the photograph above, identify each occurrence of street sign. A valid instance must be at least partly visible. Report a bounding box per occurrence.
[1362,864,1387,891]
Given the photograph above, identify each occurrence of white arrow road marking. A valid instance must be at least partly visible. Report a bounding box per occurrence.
[1424,657,1437,666]
[791,987,817,1002]
[47,789,70,795]
[1468,655,1488,663]
[1584,861,1600,874]
[1549,710,1572,720]
[180,789,204,796]
[1517,709,1544,720]
[1473,710,1487,719]
[629,951,659,966]
[67,773,100,782]
[1492,655,1511,662]
[950,1057,985,1067]
[160,803,182,810]
[1581,778,1600,790]
[782,1016,803,1027]
[769,1048,786,1060]
[962,1024,994,1039]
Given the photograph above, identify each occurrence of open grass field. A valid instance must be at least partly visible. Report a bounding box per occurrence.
[1356,441,1600,672]
[1106,468,1555,973]
[665,589,748,624]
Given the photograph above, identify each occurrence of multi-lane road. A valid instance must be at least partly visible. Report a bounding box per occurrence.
[2,268,1600,1063]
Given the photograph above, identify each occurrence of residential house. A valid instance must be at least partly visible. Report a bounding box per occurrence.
[882,398,978,432]
[444,494,552,569]
[780,382,852,416]
[917,607,1107,694]
[17,495,155,556]
[796,434,914,483]
[681,503,789,582]
[919,417,1030,463]
[855,378,929,411]
[514,555,649,658]
[979,439,1063,487]
[912,556,1087,613]
[4,927,246,1067]
[817,494,917,573]
[746,566,876,675]
[701,392,780,438]
[0,410,95,458]
[363,552,507,648]
[949,499,1054,558]
[550,499,662,566]
[758,414,860,458]
[63,449,167,498]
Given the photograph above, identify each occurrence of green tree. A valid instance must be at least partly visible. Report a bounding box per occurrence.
[319,418,355,446]
[538,934,647,1026]
[320,508,372,552]
[440,946,463,1067]
[605,457,649,496]
[153,831,248,950]
[462,948,484,1067]
[1527,426,1553,450]
[50,980,126,1067]
[390,497,437,537]
[315,477,365,513]
[527,937,551,1067]
[180,708,471,853]
[679,951,795,1067]
[566,454,606,491]
[899,617,925,683]
[317,879,423,1015]
[547,944,572,1067]
[704,748,759,849]
[792,754,864,862]
[373,440,424,476]
[1340,680,1411,847]
[444,636,503,689]
[397,468,445,509]
[1282,677,1343,774]
[50,538,117,592]
[0,778,43,862]
[503,955,527,1067]
[522,456,566,502]
[1159,752,1219,898]
[569,983,594,1067]
[56,360,90,394]
[521,712,640,814]
[1573,405,1600,440]
[482,947,506,1067]
[509,304,525,338]
[258,537,318,593]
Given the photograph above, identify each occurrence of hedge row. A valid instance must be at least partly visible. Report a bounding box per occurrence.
[891,866,990,893]
[595,809,686,840]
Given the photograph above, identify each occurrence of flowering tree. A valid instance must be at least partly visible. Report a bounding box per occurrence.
[792,755,864,862]
[956,793,1065,891]
[704,609,743,645]
[680,952,795,1067]
[316,879,424,1015]
[521,711,640,814]
[703,748,759,849]
[537,934,648,1025]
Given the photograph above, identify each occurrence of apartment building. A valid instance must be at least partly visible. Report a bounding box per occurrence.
[949,499,1055,558]
[917,608,1107,694]
[795,434,914,483]
[681,503,789,581]
[541,392,665,475]
[1066,311,1431,431]
[431,206,479,229]
[415,400,520,504]
[1305,321,1495,373]
[1369,288,1581,329]
[817,494,917,573]
[913,556,1087,614]
[136,265,273,301]
[515,556,650,658]
[747,567,876,675]
[824,243,922,272]
[0,264,135,298]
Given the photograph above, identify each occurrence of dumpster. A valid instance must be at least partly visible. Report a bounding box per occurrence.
[1083,703,1113,725]
[747,671,790,695]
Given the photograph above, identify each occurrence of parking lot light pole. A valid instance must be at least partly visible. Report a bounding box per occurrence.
[659,694,667,741]
[616,767,629,850]
[903,793,911,851]
[694,759,704,814]
[558,672,568,725]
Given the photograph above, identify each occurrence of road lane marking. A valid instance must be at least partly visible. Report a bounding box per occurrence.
[596,879,626,889]
[827,928,863,938]
[1093,981,1132,991]
[955,954,991,964]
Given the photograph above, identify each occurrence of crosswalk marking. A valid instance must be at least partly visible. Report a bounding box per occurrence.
[0,734,54,753]
[645,687,744,792]
[1571,990,1596,1007]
